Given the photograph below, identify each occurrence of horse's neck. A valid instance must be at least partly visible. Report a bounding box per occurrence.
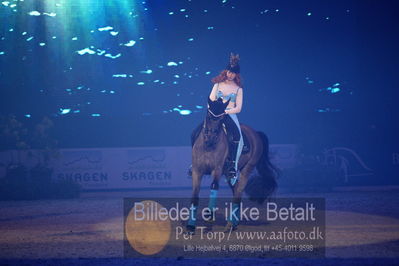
[197,128,226,149]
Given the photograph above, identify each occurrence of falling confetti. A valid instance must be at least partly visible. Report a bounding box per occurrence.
[0,0,363,122]
[104,53,122,59]
[122,40,136,47]
[140,70,153,74]
[59,108,71,115]
[98,26,113,31]
[28,11,41,16]
[76,48,96,55]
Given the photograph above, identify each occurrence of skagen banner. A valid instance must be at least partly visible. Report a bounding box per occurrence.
[0,145,298,190]
[51,146,194,190]
[123,197,326,258]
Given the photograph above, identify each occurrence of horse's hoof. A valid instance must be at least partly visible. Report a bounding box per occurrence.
[230,177,238,186]
[203,212,216,223]
[186,225,195,235]
[187,165,192,177]
[203,225,213,233]
[184,230,195,236]
[224,221,238,232]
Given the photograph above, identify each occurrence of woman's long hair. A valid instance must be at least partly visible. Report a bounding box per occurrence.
[211,70,242,87]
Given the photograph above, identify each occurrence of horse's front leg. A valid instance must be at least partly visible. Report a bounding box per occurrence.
[187,169,202,233]
[204,169,222,223]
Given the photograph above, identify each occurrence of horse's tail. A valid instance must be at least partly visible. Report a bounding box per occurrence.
[245,131,280,204]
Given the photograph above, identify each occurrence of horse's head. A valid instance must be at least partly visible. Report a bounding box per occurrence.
[203,97,230,147]
[207,96,230,117]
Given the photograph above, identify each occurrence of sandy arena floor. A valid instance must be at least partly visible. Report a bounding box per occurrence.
[0,188,398,265]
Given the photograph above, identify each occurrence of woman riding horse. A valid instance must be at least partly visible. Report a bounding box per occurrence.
[210,53,244,186]
[187,53,278,233]
[189,53,244,186]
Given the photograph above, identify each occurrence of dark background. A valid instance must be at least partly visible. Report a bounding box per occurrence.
[0,0,398,183]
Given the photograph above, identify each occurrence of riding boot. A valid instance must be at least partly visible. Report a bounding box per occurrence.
[227,140,239,184]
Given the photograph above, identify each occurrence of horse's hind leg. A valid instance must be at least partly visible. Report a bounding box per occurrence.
[187,170,202,233]
[226,167,252,230]
[233,167,252,204]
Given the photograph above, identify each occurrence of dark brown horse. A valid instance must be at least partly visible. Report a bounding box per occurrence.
[187,97,279,232]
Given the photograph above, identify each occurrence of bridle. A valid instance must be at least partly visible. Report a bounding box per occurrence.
[207,108,225,118]
[202,107,226,144]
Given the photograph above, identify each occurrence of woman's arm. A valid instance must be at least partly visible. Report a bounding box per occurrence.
[209,83,219,101]
[225,88,243,114]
